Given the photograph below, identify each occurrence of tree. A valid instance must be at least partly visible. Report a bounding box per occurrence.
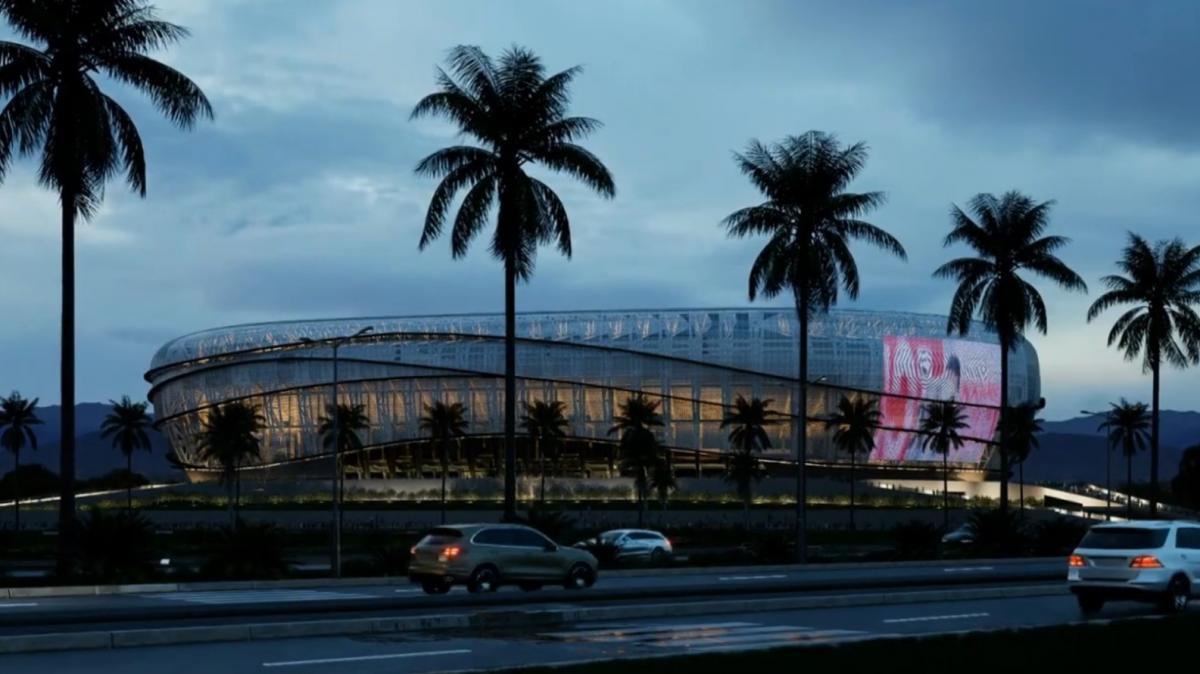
[1097,399,1150,518]
[412,45,615,520]
[0,391,40,530]
[99,395,153,513]
[1000,402,1043,512]
[1087,234,1200,516]
[609,394,664,527]
[317,402,370,516]
[919,399,969,532]
[724,131,906,561]
[650,459,676,511]
[1172,444,1200,511]
[520,399,570,504]
[720,396,779,528]
[419,401,468,525]
[196,402,263,528]
[824,396,881,531]
[935,191,1086,514]
[0,1,212,566]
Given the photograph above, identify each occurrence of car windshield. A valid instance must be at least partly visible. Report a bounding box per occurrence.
[418,528,463,546]
[1079,527,1169,550]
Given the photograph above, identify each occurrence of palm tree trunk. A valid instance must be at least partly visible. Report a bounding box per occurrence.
[14,450,20,532]
[849,451,856,532]
[227,470,236,529]
[795,289,809,563]
[638,469,646,527]
[998,340,1010,514]
[943,450,950,533]
[58,183,78,576]
[1150,361,1161,516]
[503,257,517,520]
[1105,445,1112,521]
[440,439,448,525]
[127,453,133,515]
[1127,452,1134,519]
[1019,462,1024,513]
[539,439,547,505]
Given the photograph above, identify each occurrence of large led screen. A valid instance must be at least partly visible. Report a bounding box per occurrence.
[870,336,1000,464]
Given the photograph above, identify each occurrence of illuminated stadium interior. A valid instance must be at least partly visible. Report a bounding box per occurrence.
[145,308,1040,482]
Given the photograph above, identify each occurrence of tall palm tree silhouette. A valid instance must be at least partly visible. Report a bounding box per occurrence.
[412,45,614,520]
[609,394,664,527]
[0,391,40,530]
[824,396,881,531]
[520,399,570,504]
[1098,399,1151,518]
[724,131,906,561]
[935,191,1086,513]
[100,396,153,513]
[0,0,211,563]
[419,402,468,525]
[317,403,370,524]
[197,402,263,528]
[919,399,969,532]
[720,396,779,528]
[1087,234,1200,515]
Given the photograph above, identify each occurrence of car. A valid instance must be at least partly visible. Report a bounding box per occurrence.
[408,523,599,595]
[576,529,674,562]
[941,523,974,545]
[1067,520,1200,614]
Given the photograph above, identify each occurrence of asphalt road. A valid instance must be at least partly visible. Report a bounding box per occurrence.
[1,589,1188,673]
[0,559,1064,632]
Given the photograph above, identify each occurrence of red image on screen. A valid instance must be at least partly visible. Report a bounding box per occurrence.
[870,336,1000,464]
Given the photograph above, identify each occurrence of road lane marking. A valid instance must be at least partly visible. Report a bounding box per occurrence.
[0,603,38,608]
[262,649,471,667]
[394,589,424,593]
[883,612,990,624]
[718,574,788,581]
[148,590,376,605]
[542,622,758,639]
[942,566,995,572]
[541,622,876,653]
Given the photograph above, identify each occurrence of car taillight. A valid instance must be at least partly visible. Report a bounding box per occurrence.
[438,546,462,562]
[1069,555,1086,568]
[410,546,417,556]
[1130,555,1163,569]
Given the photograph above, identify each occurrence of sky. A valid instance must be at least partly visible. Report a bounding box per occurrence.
[2,0,1199,420]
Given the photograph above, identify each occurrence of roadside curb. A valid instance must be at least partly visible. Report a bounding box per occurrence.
[0,583,1067,655]
[0,557,1064,598]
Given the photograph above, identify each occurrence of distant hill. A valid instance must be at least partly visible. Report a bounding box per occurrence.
[3,402,179,480]
[1022,411,1200,484]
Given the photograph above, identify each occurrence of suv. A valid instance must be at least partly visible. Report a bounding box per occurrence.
[408,524,599,595]
[1068,520,1200,614]
[577,529,674,562]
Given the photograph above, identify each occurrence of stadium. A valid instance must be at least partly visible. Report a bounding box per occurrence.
[144,308,1040,486]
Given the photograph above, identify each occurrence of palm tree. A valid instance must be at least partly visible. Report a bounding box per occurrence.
[0,1,212,560]
[99,396,153,513]
[720,396,779,527]
[1000,402,1043,512]
[1087,235,1200,516]
[935,191,1086,513]
[724,131,906,561]
[650,459,676,511]
[919,400,969,532]
[419,401,468,525]
[412,45,615,520]
[0,391,40,530]
[520,399,570,504]
[609,394,664,527]
[317,402,370,524]
[196,402,263,528]
[1098,399,1151,518]
[824,396,881,531]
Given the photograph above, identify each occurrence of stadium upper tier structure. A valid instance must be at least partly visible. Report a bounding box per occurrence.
[146,308,1040,483]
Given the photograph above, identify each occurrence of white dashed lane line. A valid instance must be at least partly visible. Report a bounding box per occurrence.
[0,603,38,608]
[262,649,472,667]
[883,612,991,624]
[718,574,788,581]
[942,566,995,572]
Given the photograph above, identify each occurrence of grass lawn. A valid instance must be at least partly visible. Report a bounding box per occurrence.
[508,614,1194,672]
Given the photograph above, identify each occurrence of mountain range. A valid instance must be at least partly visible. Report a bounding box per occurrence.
[3,404,1199,485]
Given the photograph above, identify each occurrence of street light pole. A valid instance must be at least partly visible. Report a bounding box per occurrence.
[302,325,373,578]
[1082,410,1110,521]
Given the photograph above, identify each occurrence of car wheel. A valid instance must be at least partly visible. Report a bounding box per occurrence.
[650,548,668,564]
[518,582,542,592]
[467,565,500,593]
[564,563,596,590]
[1163,576,1190,613]
[421,580,451,595]
[1076,593,1104,615]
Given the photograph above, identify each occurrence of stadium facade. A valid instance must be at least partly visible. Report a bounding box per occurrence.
[145,308,1040,482]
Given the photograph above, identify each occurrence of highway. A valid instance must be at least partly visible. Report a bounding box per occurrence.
[2,588,1191,673]
[0,558,1064,632]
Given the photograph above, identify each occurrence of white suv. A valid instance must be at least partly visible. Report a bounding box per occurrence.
[1068,520,1200,614]
[580,529,674,561]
